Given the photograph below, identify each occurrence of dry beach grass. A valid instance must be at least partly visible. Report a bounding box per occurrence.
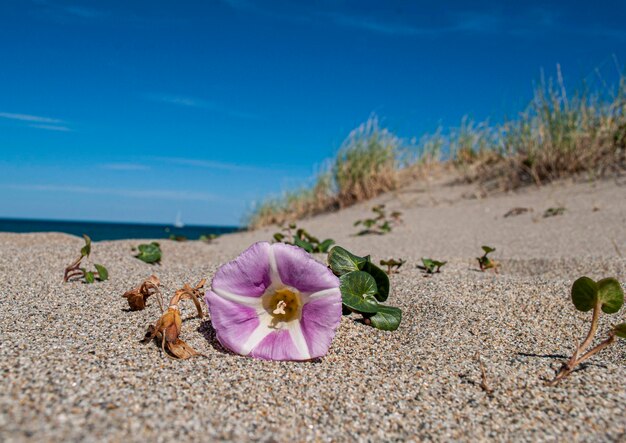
[1,177,626,441]
[249,70,626,228]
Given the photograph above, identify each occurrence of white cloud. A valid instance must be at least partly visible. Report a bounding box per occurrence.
[29,124,73,132]
[152,156,279,173]
[146,93,259,119]
[0,112,63,124]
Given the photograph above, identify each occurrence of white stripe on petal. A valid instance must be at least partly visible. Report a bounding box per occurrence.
[213,287,264,309]
[287,320,311,360]
[240,314,274,355]
[303,287,340,303]
[268,244,283,286]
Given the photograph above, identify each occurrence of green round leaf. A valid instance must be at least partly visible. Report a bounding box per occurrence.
[481,245,495,254]
[367,305,402,331]
[94,264,108,281]
[339,271,380,313]
[84,271,95,284]
[363,261,390,302]
[135,242,162,264]
[597,278,624,314]
[328,246,368,276]
[571,276,598,312]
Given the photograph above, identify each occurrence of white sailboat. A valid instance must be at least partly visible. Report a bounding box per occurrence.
[174,211,184,228]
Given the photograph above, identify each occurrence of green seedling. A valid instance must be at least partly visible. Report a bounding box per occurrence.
[354,204,402,236]
[503,207,531,218]
[169,234,187,242]
[199,233,219,243]
[272,222,335,253]
[135,242,162,264]
[543,207,566,218]
[418,258,447,274]
[547,276,625,385]
[328,246,402,331]
[380,258,406,274]
[63,234,109,283]
[476,246,498,272]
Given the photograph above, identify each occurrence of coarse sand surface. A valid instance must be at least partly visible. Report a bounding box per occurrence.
[1,177,625,442]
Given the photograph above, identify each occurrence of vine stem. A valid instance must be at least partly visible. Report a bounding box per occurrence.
[63,255,84,282]
[578,299,602,353]
[547,333,616,386]
[547,298,615,386]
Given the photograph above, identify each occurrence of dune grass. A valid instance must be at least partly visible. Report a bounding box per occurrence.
[247,68,626,229]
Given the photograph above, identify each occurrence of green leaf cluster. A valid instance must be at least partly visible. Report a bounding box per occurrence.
[380,258,406,274]
[80,264,108,284]
[135,242,162,264]
[199,233,219,243]
[547,275,625,384]
[353,204,401,236]
[328,246,402,331]
[543,207,566,218]
[64,234,109,284]
[419,257,447,274]
[273,223,335,253]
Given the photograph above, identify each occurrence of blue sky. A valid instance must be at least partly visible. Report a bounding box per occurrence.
[1,0,625,226]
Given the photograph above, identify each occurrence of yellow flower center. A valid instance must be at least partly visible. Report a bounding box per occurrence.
[263,286,302,326]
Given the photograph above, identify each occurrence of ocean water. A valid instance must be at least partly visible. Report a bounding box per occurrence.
[0,218,241,241]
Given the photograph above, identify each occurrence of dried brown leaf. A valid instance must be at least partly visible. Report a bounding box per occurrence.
[123,275,163,311]
[142,306,205,360]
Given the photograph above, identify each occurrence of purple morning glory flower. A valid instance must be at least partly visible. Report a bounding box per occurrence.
[205,242,342,361]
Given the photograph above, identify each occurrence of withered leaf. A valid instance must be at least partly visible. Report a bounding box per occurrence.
[171,278,206,318]
[123,275,163,311]
[142,307,205,360]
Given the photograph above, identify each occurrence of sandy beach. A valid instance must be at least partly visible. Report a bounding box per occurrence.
[1,176,625,442]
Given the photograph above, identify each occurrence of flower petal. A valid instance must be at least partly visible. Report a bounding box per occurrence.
[205,290,260,352]
[212,242,272,298]
[300,291,342,358]
[272,243,340,293]
[249,328,304,361]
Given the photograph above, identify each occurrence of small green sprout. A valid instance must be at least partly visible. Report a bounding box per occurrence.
[135,242,162,264]
[63,234,109,283]
[418,258,447,274]
[199,233,219,243]
[476,246,498,272]
[379,258,406,274]
[548,276,625,385]
[543,207,566,218]
[503,207,531,218]
[272,223,334,253]
[168,234,187,242]
[353,204,402,236]
[328,246,402,331]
